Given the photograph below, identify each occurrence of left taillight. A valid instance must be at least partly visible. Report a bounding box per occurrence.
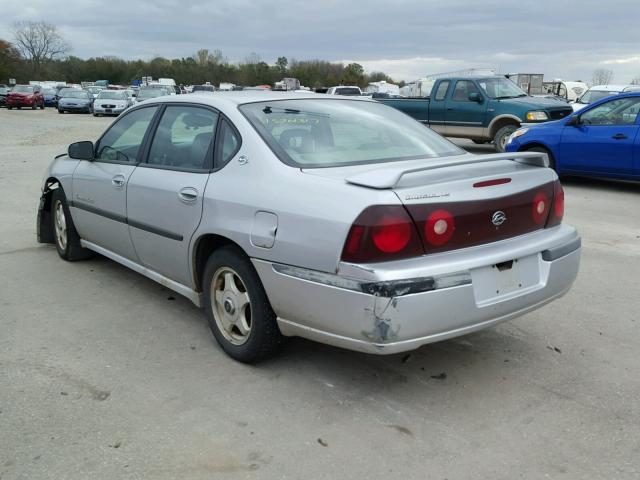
[341,205,423,263]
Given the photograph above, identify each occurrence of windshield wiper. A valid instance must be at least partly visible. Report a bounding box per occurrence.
[493,94,527,100]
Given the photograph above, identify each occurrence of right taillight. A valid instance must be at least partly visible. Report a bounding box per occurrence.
[546,180,564,228]
[341,205,423,263]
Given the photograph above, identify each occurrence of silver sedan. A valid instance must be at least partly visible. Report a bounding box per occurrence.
[37,92,581,362]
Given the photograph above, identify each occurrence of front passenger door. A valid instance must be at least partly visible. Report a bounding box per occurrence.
[71,106,158,259]
[126,105,219,286]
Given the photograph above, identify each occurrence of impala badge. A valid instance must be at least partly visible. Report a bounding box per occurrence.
[492,211,507,226]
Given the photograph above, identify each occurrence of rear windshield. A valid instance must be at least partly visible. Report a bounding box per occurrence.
[579,90,616,104]
[335,87,361,95]
[240,99,464,168]
[192,85,215,92]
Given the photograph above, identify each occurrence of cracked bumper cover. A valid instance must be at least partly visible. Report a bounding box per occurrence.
[251,225,581,355]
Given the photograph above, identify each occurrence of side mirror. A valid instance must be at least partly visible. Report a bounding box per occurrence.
[565,116,580,127]
[68,141,94,160]
[469,92,483,103]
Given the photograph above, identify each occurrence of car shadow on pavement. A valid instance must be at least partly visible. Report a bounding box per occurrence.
[561,175,640,193]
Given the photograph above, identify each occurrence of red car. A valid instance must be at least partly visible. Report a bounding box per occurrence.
[6,85,45,110]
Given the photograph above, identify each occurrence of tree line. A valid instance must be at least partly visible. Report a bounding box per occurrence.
[1,21,398,89]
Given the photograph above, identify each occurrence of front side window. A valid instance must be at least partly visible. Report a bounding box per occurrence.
[452,80,481,102]
[580,97,640,126]
[96,106,158,163]
[147,106,218,170]
[240,99,464,168]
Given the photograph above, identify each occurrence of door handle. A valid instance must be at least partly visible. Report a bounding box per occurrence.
[178,187,198,204]
[111,175,125,188]
[612,133,627,140]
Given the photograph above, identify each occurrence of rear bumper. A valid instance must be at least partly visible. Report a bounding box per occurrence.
[252,225,581,355]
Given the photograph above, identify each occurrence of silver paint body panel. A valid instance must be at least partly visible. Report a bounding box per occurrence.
[41,92,581,355]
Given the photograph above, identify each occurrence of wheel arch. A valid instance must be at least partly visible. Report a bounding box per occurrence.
[192,233,248,293]
[37,177,63,244]
[488,115,521,139]
[519,142,558,170]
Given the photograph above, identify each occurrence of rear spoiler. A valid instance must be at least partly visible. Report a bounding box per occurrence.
[345,151,549,189]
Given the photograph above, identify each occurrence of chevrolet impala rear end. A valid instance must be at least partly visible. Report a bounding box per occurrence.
[239,98,580,355]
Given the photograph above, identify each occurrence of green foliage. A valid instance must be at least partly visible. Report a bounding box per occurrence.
[1,46,395,89]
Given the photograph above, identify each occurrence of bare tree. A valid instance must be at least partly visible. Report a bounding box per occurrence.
[12,21,70,75]
[592,68,613,86]
[194,48,224,66]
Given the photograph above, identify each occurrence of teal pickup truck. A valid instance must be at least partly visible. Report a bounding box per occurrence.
[378,76,573,151]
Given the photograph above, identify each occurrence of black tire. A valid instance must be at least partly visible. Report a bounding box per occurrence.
[525,145,556,171]
[40,103,45,110]
[493,124,518,152]
[17,106,21,110]
[7,106,12,110]
[472,139,488,144]
[50,188,93,261]
[58,109,64,114]
[202,246,283,363]
[32,104,37,110]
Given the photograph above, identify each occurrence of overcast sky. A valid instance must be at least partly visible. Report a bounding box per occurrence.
[2,0,640,83]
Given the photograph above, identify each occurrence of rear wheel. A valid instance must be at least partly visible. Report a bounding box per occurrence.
[493,125,518,153]
[203,246,282,363]
[51,188,93,261]
[525,145,556,171]
[7,106,12,110]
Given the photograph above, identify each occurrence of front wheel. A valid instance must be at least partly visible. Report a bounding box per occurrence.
[58,109,64,114]
[50,189,94,261]
[493,125,518,153]
[7,106,12,110]
[203,246,283,363]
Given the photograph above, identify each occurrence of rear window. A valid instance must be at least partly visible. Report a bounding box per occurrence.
[240,99,464,168]
[335,87,361,95]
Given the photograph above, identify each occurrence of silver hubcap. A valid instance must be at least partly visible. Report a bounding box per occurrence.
[211,267,252,345]
[53,200,67,250]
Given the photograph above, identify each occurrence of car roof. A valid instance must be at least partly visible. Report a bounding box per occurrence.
[148,91,374,108]
[589,84,638,92]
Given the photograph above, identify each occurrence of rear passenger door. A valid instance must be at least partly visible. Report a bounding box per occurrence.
[126,104,219,286]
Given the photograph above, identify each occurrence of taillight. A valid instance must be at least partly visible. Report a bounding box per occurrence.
[424,209,455,246]
[546,180,564,227]
[341,206,423,263]
[531,191,550,225]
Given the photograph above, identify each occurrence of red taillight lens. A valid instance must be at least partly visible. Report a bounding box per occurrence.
[341,206,423,263]
[424,209,455,246]
[531,191,550,225]
[546,180,564,227]
[371,215,412,253]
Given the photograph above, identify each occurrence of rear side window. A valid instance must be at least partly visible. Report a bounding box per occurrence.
[96,106,158,163]
[216,119,241,167]
[147,105,218,170]
[434,81,450,101]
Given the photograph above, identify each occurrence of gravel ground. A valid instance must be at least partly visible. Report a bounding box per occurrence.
[1,107,639,480]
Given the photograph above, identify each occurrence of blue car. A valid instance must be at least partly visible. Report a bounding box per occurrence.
[506,92,640,181]
[41,87,57,107]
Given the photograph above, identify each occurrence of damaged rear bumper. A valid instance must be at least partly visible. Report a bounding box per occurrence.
[252,225,581,355]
